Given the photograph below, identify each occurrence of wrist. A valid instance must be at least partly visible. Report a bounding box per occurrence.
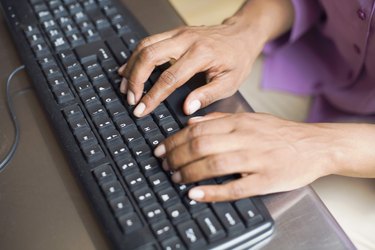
[323,123,375,178]
[223,0,294,47]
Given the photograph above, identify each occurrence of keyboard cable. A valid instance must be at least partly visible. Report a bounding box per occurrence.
[0,65,26,173]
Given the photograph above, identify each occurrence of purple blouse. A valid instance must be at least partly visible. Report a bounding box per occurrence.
[262,0,375,122]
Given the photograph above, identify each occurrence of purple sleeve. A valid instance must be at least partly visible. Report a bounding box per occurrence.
[289,0,322,42]
[265,0,323,52]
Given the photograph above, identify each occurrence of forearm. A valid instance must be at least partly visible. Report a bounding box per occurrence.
[223,0,295,48]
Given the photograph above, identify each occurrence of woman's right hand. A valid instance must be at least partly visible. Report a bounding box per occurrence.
[118,0,295,118]
[117,17,266,118]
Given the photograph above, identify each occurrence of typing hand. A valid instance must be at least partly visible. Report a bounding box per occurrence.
[118,24,264,117]
[153,112,339,202]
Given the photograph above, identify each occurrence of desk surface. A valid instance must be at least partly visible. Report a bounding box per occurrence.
[0,0,355,249]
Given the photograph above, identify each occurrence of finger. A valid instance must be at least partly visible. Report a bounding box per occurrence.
[154,114,235,157]
[118,63,127,75]
[118,29,180,76]
[188,112,230,125]
[132,47,211,117]
[166,133,246,170]
[183,74,237,115]
[170,150,252,183]
[119,77,128,94]
[188,175,263,202]
[125,38,187,105]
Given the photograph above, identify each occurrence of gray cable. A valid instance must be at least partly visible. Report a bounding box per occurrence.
[0,65,26,172]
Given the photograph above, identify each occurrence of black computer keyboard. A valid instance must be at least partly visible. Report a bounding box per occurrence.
[0,0,274,249]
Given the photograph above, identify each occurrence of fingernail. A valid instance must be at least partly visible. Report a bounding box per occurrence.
[189,116,204,122]
[120,78,128,93]
[188,100,201,114]
[162,160,170,171]
[154,144,166,157]
[172,171,181,183]
[127,90,136,105]
[118,63,127,74]
[189,188,205,200]
[133,102,146,117]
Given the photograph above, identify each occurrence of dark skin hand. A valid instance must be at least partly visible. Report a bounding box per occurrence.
[117,0,295,118]
[154,113,375,202]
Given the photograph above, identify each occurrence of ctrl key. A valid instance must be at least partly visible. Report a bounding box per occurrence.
[118,213,142,234]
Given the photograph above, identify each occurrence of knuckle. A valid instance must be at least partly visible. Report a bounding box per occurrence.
[189,123,204,139]
[180,167,195,182]
[159,70,177,87]
[200,91,215,107]
[190,137,207,156]
[138,37,152,49]
[167,154,177,167]
[141,93,154,105]
[229,182,246,199]
[139,45,156,62]
[192,40,213,54]
[207,155,226,173]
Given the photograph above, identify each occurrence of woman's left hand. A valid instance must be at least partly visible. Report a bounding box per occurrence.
[153,112,374,202]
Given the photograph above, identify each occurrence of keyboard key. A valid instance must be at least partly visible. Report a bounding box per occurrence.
[119,213,142,234]
[177,220,206,248]
[109,196,134,217]
[107,102,128,119]
[195,210,225,242]
[116,157,138,174]
[86,103,106,117]
[106,36,130,64]
[82,144,105,162]
[93,114,114,130]
[165,202,190,225]
[121,32,139,50]
[147,172,169,192]
[161,237,186,250]
[63,104,83,120]
[156,187,179,208]
[139,157,160,177]
[133,187,156,207]
[100,180,125,199]
[138,119,158,135]
[160,120,180,136]
[81,91,101,107]
[124,171,146,191]
[101,128,121,145]
[145,131,164,149]
[183,196,207,214]
[142,203,166,223]
[93,164,116,184]
[151,220,175,241]
[69,116,89,132]
[211,202,245,235]
[122,127,143,146]
[174,183,194,196]
[153,104,172,124]
[101,91,120,107]
[75,128,98,148]
[234,199,264,227]
[131,142,152,160]
[108,142,129,159]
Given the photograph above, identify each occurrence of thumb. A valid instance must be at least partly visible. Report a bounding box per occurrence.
[183,77,236,115]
